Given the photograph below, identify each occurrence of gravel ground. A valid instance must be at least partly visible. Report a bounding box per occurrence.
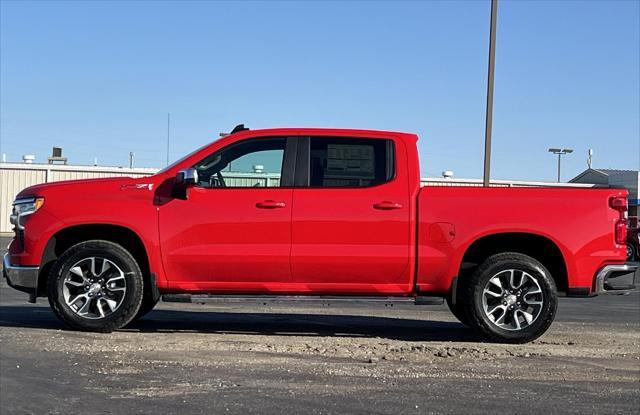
[1,238,639,414]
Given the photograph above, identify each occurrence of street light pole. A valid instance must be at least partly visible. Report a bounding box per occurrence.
[548,148,574,182]
[483,0,498,187]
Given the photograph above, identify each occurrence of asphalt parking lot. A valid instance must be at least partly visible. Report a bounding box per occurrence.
[1,237,639,415]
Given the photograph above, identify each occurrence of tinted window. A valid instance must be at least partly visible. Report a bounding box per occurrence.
[194,138,285,188]
[309,138,394,187]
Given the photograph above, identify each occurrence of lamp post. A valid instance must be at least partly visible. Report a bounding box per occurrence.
[483,0,498,187]
[548,148,573,182]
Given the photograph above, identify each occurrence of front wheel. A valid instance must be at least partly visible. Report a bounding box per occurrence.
[47,240,144,332]
[461,252,557,343]
[446,292,469,327]
[132,295,159,321]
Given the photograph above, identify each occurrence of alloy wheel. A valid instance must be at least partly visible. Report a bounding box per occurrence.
[481,269,544,331]
[62,257,127,319]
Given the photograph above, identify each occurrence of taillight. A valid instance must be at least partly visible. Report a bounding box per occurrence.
[610,196,628,245]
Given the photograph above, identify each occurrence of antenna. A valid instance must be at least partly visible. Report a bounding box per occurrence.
[587,149,593,169]
[166,113,171,166]
[230,124,249,134]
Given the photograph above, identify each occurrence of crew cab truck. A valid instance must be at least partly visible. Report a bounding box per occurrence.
[4,127,638,343]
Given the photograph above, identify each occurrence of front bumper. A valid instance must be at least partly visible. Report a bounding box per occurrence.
[595,262,638,295]
[2,254,39,302]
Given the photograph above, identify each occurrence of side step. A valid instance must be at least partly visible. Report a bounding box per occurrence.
[162,294,444,306]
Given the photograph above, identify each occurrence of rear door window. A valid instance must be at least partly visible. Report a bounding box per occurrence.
[308,137,394,187]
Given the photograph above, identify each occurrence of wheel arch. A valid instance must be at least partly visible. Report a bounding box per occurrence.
[38,224,152,299]
[457,232,568,295]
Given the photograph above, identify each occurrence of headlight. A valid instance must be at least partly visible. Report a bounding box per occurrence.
[10,197,44,230]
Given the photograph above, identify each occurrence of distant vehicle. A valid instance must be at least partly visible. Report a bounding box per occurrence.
[4,126,638,343]
[627,220,639,261]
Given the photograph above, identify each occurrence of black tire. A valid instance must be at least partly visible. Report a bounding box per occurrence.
[460,252,557,344]
[626,243,636,261]
[446,292,469,327]
[47,240,144,332]
[132,294,159,321]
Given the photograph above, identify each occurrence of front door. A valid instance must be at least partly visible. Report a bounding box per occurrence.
[159,137,295,292]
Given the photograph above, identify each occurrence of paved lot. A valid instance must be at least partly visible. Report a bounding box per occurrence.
[1,237,639,414]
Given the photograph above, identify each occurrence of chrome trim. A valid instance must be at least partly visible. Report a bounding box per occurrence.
[10,198,38,231]
[595,263,638,295]
[176,168,198,185]
[2,253,39,290]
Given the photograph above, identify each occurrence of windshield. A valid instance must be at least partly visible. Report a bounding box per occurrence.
[156,141,215,175]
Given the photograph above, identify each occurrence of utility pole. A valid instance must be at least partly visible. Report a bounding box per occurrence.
[483,0,498,187]
[129,152,135,168]
[548,148,573,182]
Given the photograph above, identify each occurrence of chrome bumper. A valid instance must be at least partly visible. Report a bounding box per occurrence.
[2,254,39,301]
[595,263,639,295]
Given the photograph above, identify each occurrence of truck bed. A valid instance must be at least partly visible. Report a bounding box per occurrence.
[416,186,628,295]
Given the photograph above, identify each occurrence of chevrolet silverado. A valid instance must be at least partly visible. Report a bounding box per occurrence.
[4,126,637,343]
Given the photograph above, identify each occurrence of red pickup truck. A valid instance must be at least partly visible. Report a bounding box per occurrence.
[4,126,637,343]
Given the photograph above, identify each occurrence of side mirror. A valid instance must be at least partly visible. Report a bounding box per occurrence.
[176,168,198,186]
[173,168,198,200]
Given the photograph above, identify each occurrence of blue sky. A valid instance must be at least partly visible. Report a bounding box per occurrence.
[1,0,638,181]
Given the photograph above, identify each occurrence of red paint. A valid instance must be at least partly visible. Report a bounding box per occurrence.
[10,128,628,298]
[416,186,627,294]
[159,187,293,287]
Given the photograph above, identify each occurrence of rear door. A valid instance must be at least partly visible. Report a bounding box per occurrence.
[289,136,413,294]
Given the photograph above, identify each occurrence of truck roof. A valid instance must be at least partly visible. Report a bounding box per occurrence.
[229,127,418,139]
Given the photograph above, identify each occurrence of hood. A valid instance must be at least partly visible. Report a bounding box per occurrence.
[16,176,156,199]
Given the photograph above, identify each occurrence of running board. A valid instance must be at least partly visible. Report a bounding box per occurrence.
[161,294,444,306]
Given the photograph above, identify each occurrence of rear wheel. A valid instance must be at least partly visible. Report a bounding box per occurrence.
[627,243,636,261]
[47,240,143,332]
[461,252,557,343]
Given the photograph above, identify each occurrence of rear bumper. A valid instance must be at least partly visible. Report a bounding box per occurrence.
[595,262,638,295]
[2,253,39,302]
